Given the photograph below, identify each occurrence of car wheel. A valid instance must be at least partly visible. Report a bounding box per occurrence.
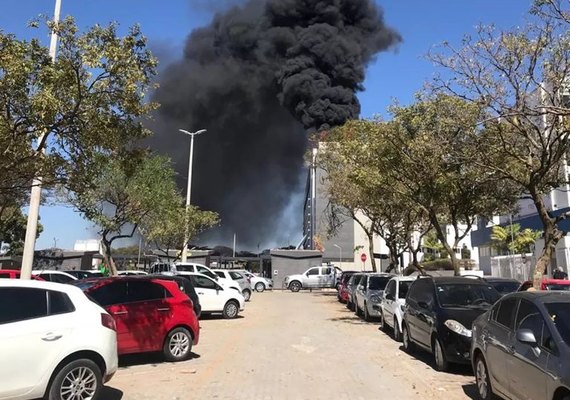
[243,289,251,302]
[433,337,449,372]
[163,327,193,362]
[393,318,403,342]
[363,303,370,321]
[402,323,415,353]
[289,281,301,292]
[255,282,266,293]
[223,300,240,319]
[475,355,494,400]
[47,358,102,400]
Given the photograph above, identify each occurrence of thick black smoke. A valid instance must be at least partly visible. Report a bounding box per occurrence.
[148,0,400,248]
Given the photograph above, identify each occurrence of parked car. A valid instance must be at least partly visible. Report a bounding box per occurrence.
[482,277,521,296]
[213,269,252,301]
[284,265,342,292]
[182,273,245,319]
[74,277,199,361]
[32,270,77,284]
[0,279,118,400]
[377,276,416,341]
[146,274,201,318]
[235,269,273,292]
[402,276,501,371]
[471,291,570,400]
[354,273,393,321]
[66,270,104,280]
[148,262,174,275]
[118,270,148,276]
[346,273,365,311]
[0,269,45,280]
[337,271,357,303]
[173,262,242,293]
[519,278,570,291]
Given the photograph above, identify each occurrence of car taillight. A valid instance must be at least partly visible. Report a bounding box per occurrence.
[101,313,116,331]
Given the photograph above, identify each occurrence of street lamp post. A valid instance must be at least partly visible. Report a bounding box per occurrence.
[333,244,342,269]
[20,0,62,280]
[179,129,207,263]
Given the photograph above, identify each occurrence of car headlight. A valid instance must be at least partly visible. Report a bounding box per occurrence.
[444,319,472,338]
[370,295,381,304]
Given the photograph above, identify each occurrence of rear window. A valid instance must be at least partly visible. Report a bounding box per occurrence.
[49,291,75,315]
[341,273,354,284]
[176,265,194,272]
[545,302,570,345]
[369,276,391,291]
[545,283,570,291]
[229,272,243,280]
[399,281,413,298]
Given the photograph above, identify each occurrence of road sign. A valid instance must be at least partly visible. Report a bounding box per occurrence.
[360,253,367,263]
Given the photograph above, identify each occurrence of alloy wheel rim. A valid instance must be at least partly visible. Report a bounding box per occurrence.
[169,332,190,358]
[256,283,264,291]
[476,360,488,398]
[60,366,97,400]
[227,303,238,317]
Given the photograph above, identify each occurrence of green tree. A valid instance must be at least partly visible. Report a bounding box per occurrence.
[142,205,219,260]
[491,224,541,255]
[429,4,570,287]
[71,153,182,276]
[0,17,157,201]
[0,201,42,255]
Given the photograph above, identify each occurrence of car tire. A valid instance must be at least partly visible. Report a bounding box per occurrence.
[243,289,251,302]
[47,358,102,400]
[433,337,449,372]
[402,323,415,353]
[393,318,403,342]
[255,282,266,293]
[223,300,240,319]
[475,355,494,400]
[289,281,302,292]
[363,302,370,321]
[163,327,193,362]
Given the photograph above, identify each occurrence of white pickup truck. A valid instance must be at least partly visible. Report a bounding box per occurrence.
[283,265,342,292]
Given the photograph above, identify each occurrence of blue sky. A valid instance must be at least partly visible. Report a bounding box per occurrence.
[2,0,531,250]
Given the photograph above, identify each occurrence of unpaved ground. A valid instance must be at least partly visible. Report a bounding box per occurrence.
[101,290,477,400]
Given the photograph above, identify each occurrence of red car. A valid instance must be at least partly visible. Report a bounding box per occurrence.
[74,277,199,361]
[0,269,44,280]
[337,271,357,303]
[519,278,570,291]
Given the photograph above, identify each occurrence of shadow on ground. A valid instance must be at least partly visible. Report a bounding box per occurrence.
[100,387,123,400]
[199,314,244,321]
[397,345,473,377]
[461,383,478,399]
[328,316,378,325]
[119,351,200,368]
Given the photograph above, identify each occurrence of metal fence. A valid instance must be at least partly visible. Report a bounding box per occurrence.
[490,254,536,282]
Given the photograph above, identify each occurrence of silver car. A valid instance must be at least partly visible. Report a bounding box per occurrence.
[354,273,393,321]
[346,273,365,311]
[471,291,570,400]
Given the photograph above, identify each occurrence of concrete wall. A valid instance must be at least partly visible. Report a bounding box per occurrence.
[270,250,322,289]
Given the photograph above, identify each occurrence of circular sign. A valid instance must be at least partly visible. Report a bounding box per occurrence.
[360,253,367,263]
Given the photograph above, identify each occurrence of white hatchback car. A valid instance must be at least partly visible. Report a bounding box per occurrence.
[235,270,273,292]
[377,276,416,341]
[0,280,118,400]
[212,269,252,301]
[183,273,245,319]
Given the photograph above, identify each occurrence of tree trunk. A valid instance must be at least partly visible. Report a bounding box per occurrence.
[367,231,377,272]
[101,238,119,276]
[531,190,564,289]
[429,213,460,275]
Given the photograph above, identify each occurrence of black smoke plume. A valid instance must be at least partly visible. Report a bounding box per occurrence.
[148,0,400,248]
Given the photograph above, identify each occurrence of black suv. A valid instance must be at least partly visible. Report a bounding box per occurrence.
[402,276,501,371]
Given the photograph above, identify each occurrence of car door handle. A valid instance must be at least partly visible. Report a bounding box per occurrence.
[157,308,170,312]
[197,292,204,295]
[113,311,128,315]
[42,333,63,342]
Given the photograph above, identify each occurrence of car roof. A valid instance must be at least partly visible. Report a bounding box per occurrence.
[425,276,492,285]
[0,269,21,273]
[0,278,78,292]
[504,291,570,303]
[484,277,520,282]
[541,279,570,284]
[390,276,416,282]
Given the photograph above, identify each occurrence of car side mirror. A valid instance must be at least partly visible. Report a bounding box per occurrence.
[517,329,538,346]
[386,293,395,301]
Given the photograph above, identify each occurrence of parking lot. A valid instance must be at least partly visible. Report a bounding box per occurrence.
[102,290,477,400]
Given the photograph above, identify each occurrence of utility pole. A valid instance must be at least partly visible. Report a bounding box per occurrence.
[21,0,62,280]
[233,233,237,258]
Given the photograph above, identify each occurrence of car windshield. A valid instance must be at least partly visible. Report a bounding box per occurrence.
[545,303,570,345]
[399,281,413,298]
[369,276,391,291]
[436,284,501,308]
[489,281,520,295]
[545,283,570,291]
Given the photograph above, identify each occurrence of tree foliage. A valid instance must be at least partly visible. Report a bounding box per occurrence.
[429,3,570,286]
[491,224,542,255]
